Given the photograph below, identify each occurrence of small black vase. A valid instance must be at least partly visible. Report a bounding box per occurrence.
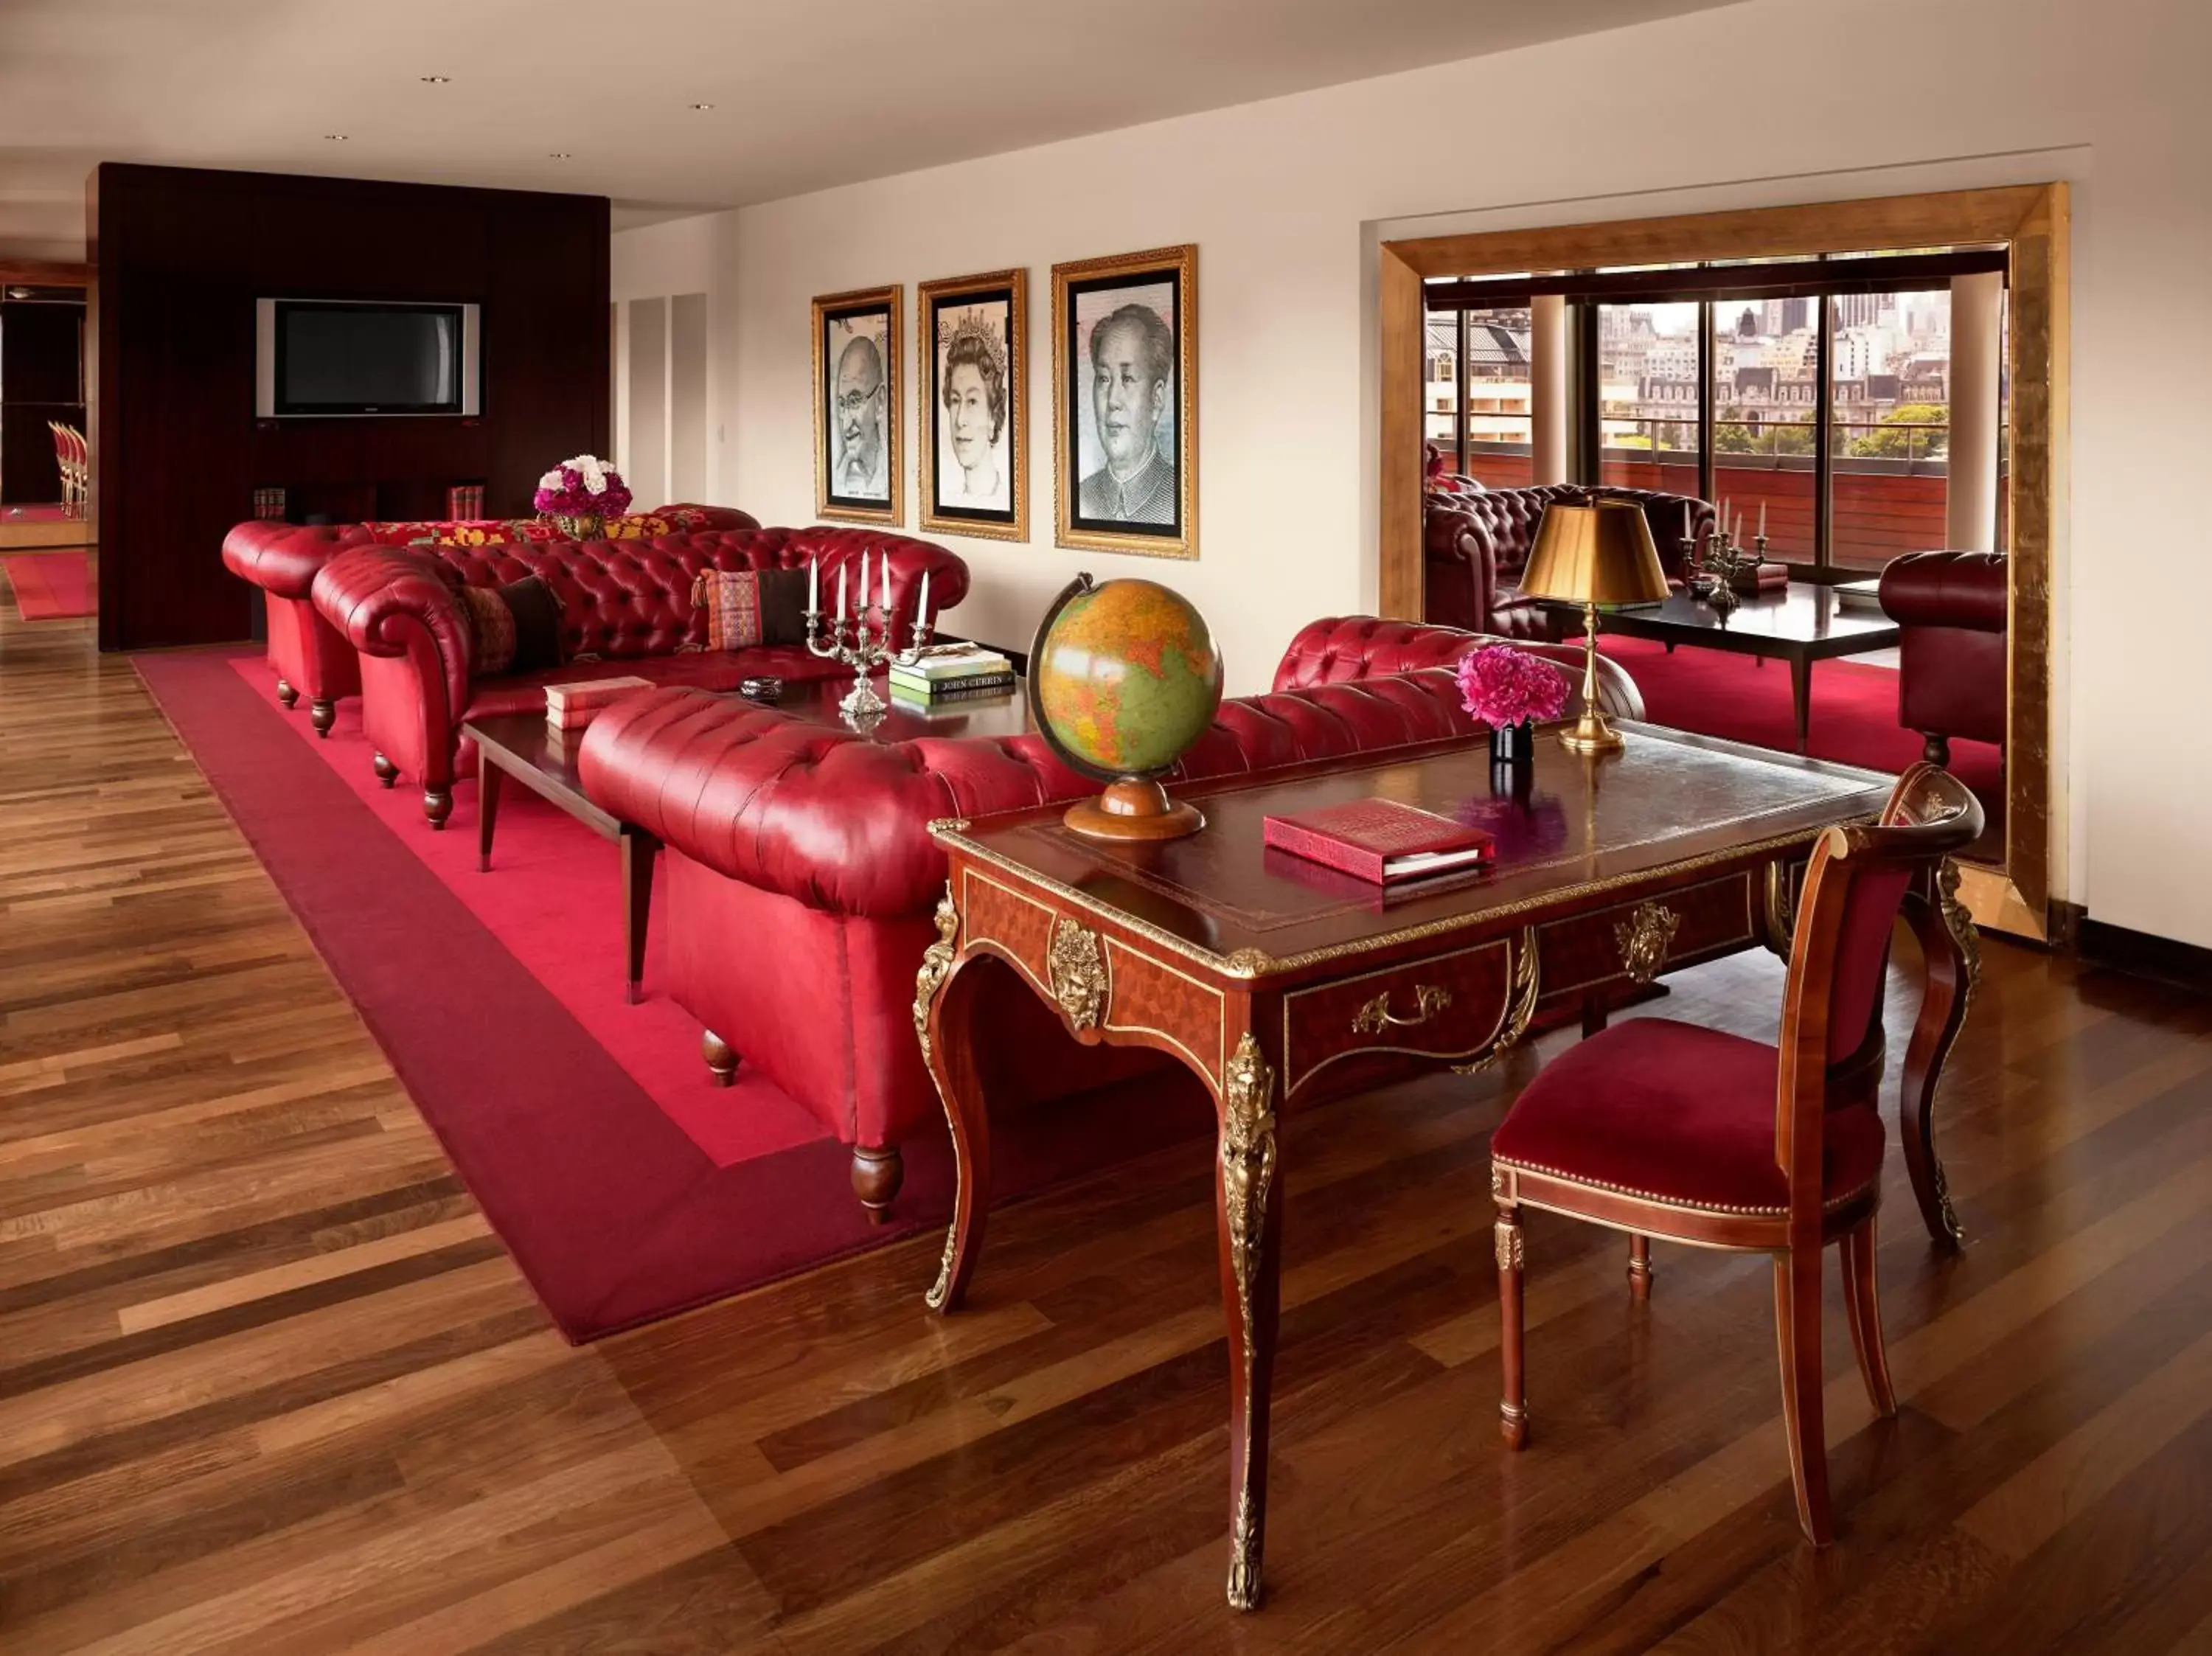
[1489,718,1537,768]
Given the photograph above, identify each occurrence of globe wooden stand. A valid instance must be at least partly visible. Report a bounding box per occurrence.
[1062,777,1206,842]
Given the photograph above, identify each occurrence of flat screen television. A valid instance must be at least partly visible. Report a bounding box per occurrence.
[254,298,481,417]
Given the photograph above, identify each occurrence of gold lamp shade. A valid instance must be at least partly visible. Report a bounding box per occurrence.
[1520,500,1672,754]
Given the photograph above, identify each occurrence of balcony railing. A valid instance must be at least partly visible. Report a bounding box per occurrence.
[1430,416,1975,574]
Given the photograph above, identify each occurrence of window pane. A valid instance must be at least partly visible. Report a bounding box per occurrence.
[1830,289,1952,572]
[1422,311,1460,469]
[1712,298,1818,560]
[1597,302,1700,501]
[1457,306,1533,487]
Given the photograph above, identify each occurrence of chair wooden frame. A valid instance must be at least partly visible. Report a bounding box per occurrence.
[1490,762,1985,1543]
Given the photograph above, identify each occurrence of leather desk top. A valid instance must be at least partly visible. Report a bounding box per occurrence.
[936,723,1891,975]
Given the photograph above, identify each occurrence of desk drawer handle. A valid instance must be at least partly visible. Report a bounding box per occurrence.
[1352,984,1452,1034]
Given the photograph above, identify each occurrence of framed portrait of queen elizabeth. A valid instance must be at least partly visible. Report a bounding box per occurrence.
[1051,244,1197,560]
[917,268,1026,540]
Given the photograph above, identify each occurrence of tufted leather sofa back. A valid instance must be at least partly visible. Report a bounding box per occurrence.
[1430,484,1712,584]
[418,525,968,663]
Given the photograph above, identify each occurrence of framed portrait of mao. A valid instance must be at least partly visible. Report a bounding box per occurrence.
[917,268,1027,541]
[813,284,902,525]
[1051,244,1197,560]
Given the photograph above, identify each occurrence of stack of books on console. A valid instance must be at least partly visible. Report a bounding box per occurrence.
[888,646,1016,705]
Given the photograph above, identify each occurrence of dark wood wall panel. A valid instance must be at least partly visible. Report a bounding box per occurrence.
[92,163,610,651]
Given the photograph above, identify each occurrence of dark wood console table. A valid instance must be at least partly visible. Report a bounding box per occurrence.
[914,723,1978,1610]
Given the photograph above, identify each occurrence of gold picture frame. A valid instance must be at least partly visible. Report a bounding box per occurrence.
[1051,244,1197,559]
[917,268,1028,542]
[813,284,902,525]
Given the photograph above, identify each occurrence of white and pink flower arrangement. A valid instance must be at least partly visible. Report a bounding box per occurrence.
[1455,644,1570,732]
[532,454,633,521]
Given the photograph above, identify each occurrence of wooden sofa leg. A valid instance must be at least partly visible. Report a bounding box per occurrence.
[422,787,452,829]
[1921,732,1951,769]
[1627,1234,1654,1300]
[852,1145,903,1224]
[372,753,399,788]
[310,697,336,736]
[702,1029,737,1087]
[276,678,299,709]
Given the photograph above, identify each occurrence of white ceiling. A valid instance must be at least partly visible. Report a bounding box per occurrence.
[0,0,1734,260]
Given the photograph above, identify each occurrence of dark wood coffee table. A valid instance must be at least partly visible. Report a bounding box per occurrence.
[462,712,661,1003]
[767,670,1032,742]
[1542,585,1900,755]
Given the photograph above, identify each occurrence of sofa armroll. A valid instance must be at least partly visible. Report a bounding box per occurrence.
[221,521,376,602]
[1878,550,2008,633]
[310,545,476,723]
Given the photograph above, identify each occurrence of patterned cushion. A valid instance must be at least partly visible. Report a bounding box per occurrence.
[459,576,564,677]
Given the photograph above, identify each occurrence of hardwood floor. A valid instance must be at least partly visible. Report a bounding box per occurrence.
[4,580,2211,1653]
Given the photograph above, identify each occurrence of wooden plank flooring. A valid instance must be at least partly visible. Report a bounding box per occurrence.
[4,578,2211,1652]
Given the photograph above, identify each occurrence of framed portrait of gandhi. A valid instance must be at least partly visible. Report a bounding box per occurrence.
[917,268,1026,541]
[813,285,902,525]
[1051,245,1197,559]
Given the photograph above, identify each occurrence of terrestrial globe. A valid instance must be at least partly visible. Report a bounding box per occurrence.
[1026,574,1225,841]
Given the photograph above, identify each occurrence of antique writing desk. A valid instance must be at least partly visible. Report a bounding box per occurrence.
[913,723,1978,1610]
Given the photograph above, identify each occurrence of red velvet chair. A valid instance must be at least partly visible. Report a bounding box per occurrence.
[1878,550,2008,768]
[1488,762,1984,1543]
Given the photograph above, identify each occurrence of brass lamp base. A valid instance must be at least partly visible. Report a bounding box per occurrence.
[1556,600,1628,755]
[1557,709,1625,754]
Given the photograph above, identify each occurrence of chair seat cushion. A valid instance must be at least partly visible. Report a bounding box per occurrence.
[1490,1018,1885,1215]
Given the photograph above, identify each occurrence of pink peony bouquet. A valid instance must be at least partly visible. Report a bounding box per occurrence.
[532,454,633,519]
[1456,644,1570,730]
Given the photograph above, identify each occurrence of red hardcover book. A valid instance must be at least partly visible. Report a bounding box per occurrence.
[1262,797,1494,885]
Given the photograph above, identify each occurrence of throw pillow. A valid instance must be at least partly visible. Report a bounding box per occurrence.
[691,568,811,650]
[459,576,565,678]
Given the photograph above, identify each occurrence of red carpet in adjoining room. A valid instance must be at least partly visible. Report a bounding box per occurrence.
[1596,636,2005,821]
[1,504,75,523]
[133,650,1212,1342]
[1,551,94,619]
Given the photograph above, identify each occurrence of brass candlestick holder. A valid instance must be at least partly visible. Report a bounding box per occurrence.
[804,600,933,728]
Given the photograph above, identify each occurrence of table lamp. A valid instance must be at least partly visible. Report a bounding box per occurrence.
[1518,498,1672,754]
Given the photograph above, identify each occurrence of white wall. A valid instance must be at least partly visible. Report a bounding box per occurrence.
[677,0,2212,948]
[611,215,720,507]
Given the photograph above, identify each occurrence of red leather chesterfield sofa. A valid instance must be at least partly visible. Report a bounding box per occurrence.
[1424,481,1714,636]
[310,524,970,827]
[222,504,758,734]
[1878,549,2008,768]
[575,616,1640,1220]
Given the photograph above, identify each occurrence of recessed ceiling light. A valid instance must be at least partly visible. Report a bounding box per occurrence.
[420,74,451,84]
[324,133,348,141]
[548,152,572,159]
[690,102,714,111]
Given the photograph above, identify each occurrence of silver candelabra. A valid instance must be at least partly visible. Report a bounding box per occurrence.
[804,599,933,727]
[1692,519,1765,617]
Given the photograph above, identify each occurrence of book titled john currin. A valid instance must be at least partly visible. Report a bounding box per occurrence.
[1262,797,1495,886]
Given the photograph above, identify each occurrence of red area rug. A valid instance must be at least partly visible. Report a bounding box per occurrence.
[133,649,1211,1341]
[1597,636,2005,813]
[1,552,93,619]
[1,504,74,523]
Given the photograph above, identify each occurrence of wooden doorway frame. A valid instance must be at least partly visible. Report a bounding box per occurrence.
[1378,184,2066,939]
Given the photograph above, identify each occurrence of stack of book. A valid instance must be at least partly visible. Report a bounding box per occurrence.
[1832,578,1887,613]
[543,675,651,731]
[888,647,1016,705]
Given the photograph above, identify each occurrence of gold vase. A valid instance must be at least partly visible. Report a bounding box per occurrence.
[549,512,605,541]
